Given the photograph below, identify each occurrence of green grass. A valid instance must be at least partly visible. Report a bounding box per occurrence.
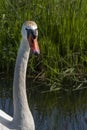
[0,0,87,92]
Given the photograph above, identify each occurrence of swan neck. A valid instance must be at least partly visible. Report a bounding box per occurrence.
[13,38,31,122]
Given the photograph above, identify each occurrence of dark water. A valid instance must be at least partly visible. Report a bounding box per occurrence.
[0,78,87,130]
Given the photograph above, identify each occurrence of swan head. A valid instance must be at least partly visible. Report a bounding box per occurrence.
[21,21,40,54]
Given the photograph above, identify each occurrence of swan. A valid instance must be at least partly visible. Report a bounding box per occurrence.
[0,21,40,130]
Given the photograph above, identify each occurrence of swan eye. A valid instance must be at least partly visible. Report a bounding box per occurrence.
[26,28,38,39]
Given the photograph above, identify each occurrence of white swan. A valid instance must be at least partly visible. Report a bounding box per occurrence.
[0,21,40,130]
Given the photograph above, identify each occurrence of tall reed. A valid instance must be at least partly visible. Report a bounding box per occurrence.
[0,0,87,91]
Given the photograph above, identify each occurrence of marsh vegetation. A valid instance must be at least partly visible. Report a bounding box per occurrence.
[0,0,87,92]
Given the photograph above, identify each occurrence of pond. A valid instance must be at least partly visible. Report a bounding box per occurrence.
[0,77,87,130]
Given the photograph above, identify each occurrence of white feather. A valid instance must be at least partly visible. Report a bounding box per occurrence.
[0,21,38,130]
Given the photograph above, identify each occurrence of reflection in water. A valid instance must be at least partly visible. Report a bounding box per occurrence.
[31,92,87,130]
[0,78,87,130]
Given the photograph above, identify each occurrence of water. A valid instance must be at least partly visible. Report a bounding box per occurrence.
[0,77,87,130]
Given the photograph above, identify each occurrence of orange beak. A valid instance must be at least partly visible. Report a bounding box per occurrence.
[31,38,40,54]
[28,36,40,54]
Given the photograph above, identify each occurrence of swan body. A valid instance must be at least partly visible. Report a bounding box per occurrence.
[0,21,40,130]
